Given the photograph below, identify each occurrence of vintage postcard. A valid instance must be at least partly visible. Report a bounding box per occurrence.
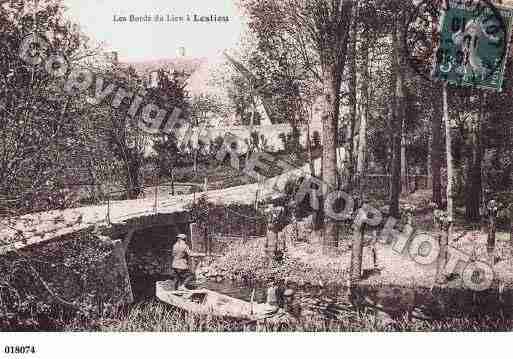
[1,0,513,356]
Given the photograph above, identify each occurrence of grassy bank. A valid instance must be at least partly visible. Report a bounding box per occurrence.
[63,301,513,332]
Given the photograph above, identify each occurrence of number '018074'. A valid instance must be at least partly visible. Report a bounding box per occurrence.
[4,346,36,355]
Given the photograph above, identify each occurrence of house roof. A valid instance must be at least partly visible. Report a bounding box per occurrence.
[120,56,226,98]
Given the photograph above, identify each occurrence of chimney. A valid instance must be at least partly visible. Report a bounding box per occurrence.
[106,51,118,64]
[149,70,159,88]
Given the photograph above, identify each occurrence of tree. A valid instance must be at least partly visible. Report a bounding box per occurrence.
[149,69,191,180]
[190,93,228,175]
[356,22,371,184]
[241,0,356,249]
[98,65,148,199]
[464,92,484,222]
[153,133,181,178]
[431,95,443,208]
[347,3,359,188]
[0,0,107,214]
[389,10,407,219]
[211,60,263,126]
[443,83,454,231]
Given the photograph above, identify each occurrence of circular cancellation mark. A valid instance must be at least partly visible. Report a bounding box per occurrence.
[405,0,509,85]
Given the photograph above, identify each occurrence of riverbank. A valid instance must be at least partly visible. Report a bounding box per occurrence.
[61,300,513,332]
[199,238,350,287]
[201,229,513,291]
[192,220,513,329]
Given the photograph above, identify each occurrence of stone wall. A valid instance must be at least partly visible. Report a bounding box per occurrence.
[0,229,133,321]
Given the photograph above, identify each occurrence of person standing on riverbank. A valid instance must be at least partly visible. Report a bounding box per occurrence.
[265,203,287,261]
[266,278,279,308]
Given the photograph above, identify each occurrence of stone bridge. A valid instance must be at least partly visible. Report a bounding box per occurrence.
[0,158,323,308]
[0,155,326,250]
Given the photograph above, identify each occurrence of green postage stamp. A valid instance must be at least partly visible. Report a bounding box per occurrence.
[433,1,513,91]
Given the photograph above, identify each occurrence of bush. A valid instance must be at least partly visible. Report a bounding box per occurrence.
[205,239,350,287]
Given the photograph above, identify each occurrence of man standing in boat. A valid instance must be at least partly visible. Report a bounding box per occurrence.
[170,233,194,290]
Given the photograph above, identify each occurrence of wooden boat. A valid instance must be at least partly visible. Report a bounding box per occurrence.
[156,280,287,321]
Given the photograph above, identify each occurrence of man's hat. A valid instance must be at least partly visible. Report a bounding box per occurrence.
[271,194,282,201]
[177,233,187,239]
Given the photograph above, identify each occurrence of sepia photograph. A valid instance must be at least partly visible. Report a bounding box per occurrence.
[1,0,513,355]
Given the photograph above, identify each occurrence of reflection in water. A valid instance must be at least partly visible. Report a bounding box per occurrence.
[134,274,513,322]
[203,280,513,322]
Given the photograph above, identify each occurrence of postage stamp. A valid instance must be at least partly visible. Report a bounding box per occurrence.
[406,0,513,90]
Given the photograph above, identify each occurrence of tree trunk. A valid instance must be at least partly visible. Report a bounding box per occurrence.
[306,117,315,177]
[488,210,496,265]
[350,224,364,284]
[127,156,142,199]
[509,203,513,247]
[443,83,454,238]
[427,131,432,189]
[431,97,443,208]
[389,102,401,218]
[437,224,449,283]
[389,17,405,219]
[464,133,482,221]
[356,106,367,182]
[347,6,359,189]
[320,0,354,250]
[465,94,483,222]
[171,168,175,196]
[193,116,199,177]
[322,68,342,249]
[356,27,370,183]
[401,120,408,192]
[193,149,198,177]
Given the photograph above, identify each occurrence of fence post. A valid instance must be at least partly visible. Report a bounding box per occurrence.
[154,174,159,215]
[487,200,500,265]
[350,196,363,284]
[171,169,175,196]
[106,187,111,225]
[207,230,212,256]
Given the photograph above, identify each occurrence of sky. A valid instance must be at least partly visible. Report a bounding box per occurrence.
[62,0,245,62]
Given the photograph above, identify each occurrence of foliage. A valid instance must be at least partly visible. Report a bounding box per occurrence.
[152,133,182,177]
[190,93,229,126]
[0,0,106,215]
[186,197,266,237]
[0,230,122,330]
